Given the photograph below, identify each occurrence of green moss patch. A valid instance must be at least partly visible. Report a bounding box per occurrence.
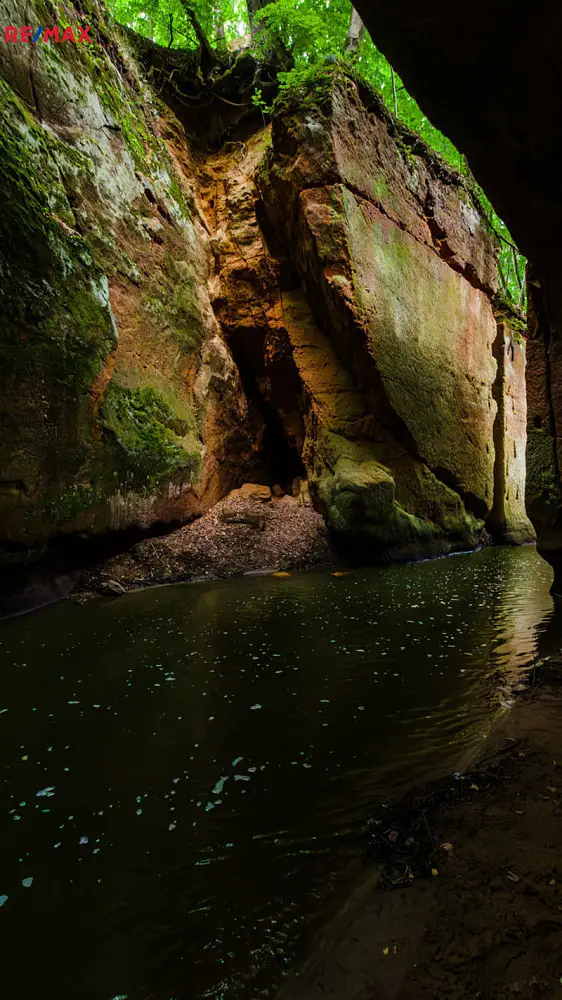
[46,483,104,522]
[101,382,200,489]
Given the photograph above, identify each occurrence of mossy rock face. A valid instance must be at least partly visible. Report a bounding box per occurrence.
[263,68,498,294]
[345,190,497,511]
[488,324,535,545]
[310,432,482,553]
[101,383,200,491]
[0,77,118,544]
[141,256,208,356]
[317,453,395,531]
[0,1,245,554]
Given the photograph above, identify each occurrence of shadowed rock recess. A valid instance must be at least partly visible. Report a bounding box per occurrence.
[0,3,534,588]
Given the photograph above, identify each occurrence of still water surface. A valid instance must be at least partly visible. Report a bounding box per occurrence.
[0,546,559,999]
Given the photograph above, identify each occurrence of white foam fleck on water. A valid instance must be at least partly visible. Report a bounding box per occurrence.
[211,776,228,796]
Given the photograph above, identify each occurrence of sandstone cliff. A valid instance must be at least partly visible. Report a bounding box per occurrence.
[0,0,257,559]
[254,72,534,558]
[341,1,562,590]
[524,280,562,585]
[0,4,534,577]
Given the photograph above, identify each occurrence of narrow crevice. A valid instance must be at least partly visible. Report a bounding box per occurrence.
[255,198,301,291]
[488,321,507,536]
[540,283,562,506]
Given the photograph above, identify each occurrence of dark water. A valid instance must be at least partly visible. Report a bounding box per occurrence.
[0,546,559,1000]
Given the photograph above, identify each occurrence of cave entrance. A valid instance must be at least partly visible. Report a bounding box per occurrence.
[225,327,306,493]
[259,398,306,492]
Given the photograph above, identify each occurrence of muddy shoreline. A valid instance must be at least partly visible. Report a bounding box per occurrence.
[276,656,562,1000]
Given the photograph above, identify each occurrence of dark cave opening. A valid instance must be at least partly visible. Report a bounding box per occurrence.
[225,327,306,493]
[258,398,306,490]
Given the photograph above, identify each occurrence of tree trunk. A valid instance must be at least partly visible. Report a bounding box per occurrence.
[247,0,272,37]
[391,66,398,115]
[179,0,216,66]
[343,7,365,54]
[215,19,226,50]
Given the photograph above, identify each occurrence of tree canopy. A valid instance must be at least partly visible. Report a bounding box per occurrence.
[107,0,526,311]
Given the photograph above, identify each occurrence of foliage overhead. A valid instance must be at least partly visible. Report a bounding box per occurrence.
[107,0,526,312]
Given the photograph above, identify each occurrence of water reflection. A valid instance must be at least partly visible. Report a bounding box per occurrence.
[0,546,558,999]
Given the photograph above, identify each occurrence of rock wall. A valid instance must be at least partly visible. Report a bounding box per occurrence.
[255,72,533,558]
[0,7,534,569]
[346,0,562,585]
[490,321,532,544]
[0,0,256,560]
[525,281,562,581]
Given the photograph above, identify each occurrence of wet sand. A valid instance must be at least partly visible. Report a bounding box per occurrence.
[277,656,562,1000]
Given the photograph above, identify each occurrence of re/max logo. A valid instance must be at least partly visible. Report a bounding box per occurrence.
[4,25,92,43]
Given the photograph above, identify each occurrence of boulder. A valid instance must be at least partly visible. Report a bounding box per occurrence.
[229,484,272,502]
[97,579,127,597]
